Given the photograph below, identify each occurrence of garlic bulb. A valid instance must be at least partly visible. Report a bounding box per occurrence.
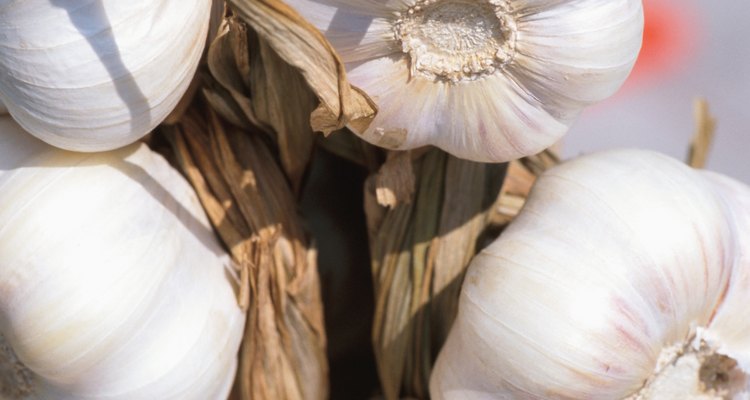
[430,149,750,399]
[286,0,644,162]
[0,0,210,152]
[0,116,245,399]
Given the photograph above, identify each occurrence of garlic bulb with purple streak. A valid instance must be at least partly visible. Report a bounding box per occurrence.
[431,149,750,398]
[286,0,644,162]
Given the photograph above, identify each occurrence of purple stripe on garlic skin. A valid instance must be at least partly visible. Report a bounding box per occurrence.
[286,0,644,162]
[430,149,750,399]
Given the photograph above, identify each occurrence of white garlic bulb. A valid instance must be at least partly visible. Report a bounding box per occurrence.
[0,0,210,152]
[0,116,245,399]
[285,0,644,162]
[431,149,750,399]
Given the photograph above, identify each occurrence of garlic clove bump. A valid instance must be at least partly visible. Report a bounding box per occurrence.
[431,149,750,399]
[0,116,245,399]
[286,0,644,162]
[0,0,211,152]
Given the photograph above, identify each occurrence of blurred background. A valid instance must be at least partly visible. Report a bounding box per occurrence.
[563,0,750,183]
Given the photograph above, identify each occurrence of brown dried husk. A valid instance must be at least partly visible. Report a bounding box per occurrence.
[200,4,516,397]
[164,106,327,400]
[687,98,717,169]
[224,0,377,136]
[189,5,381,398]
[365,149,507,399]
[201,10,377,186]
[490,149,560,226]
[204,16,317,192]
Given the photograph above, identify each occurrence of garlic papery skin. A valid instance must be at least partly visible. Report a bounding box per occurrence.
[285,0,644,162]
[0,116,245,399]
[0,0,210,152]
[430,149,750,399]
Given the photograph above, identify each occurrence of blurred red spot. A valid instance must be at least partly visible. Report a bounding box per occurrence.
[624,0,702,89]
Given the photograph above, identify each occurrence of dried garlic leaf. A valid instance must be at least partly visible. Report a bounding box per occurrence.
[488,149,559,227]
[206,20,262,129]
[202,70,254,129]
[375,151,416,208]
[226,0,376,134]
[252,38,319,189]
[490,160,537,225]
[206,18,317,191]
[429,158,506,345]
[366,150,505,399]
[520,148,560,176]
[165,108,327,400]
[688,97,716,169]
